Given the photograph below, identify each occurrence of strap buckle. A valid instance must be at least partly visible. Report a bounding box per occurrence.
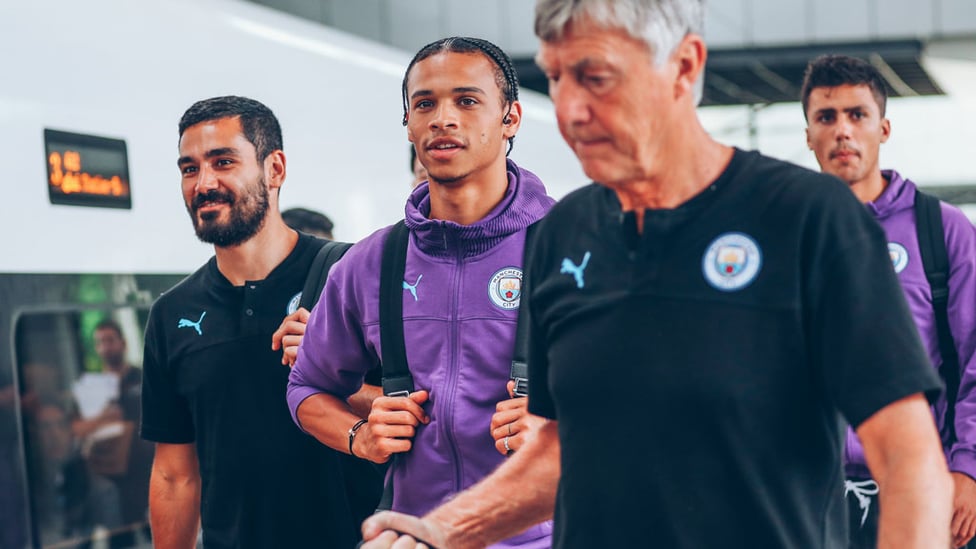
[510,360,529,397]
[383,374,415,398]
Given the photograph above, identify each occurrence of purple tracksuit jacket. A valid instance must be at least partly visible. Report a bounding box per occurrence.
[845,169,976,480]
[287,159,555,549]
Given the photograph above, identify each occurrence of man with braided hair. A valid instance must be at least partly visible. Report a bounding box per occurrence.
[286,37,554,548]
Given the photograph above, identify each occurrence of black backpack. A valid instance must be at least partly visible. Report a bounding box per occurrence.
[298,237,386,525]
[914,190,962,444]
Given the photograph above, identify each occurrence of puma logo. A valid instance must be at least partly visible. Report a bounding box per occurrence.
[177,311,206,336]
[403,275,423,301]
[560,252,591,289]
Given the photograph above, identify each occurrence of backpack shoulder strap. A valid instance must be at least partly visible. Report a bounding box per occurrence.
[379,221,414,397]
[915,189,960,442]
[375,221,412,513]
[299,239,354,311]
[509,222,538,397]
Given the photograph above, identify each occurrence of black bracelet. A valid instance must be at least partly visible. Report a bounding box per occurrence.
[348,419,368,457]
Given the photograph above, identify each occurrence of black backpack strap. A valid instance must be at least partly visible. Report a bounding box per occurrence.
[299,239,353,311]
[376,221,413,512]
[379,220,414,398]
[915,190,960,443]
[295,238,385,523]
[509,223,537,397]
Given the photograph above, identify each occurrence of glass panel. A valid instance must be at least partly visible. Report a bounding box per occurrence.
[18,308,153,549]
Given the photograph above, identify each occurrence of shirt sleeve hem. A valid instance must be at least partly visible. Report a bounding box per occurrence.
[140,426,194,444]
[845,378,942,430]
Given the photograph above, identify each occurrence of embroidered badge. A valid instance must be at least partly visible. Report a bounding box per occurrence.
[177,311,207,336]
[286,292,302,315]
[702,233,762,292]
[403,274,423,302]
[488,267,523,310]
[887,242,909,274]
[560,252,591,289]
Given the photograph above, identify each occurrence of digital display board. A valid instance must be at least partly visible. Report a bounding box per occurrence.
[44,129,131,209]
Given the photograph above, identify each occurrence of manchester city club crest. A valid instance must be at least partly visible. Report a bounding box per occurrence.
[488,267,523,310]
[887,242,909,274]
[702,232,762,291]
[286,292,302,315]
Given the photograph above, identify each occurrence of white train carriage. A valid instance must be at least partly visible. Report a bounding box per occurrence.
[0,1,585,546]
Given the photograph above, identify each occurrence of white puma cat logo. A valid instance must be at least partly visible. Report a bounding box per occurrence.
[177,311,206,335]
[560,252,591,289]
[403,275,423,301]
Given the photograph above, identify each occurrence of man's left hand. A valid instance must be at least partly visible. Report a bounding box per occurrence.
[271,307,310,366]
[489,381,544,455]
[952,472,976,548]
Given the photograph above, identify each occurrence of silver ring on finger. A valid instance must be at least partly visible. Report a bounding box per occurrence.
[507,423,512,436]
[503,436,511,453]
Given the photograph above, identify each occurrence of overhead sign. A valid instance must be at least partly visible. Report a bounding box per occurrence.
[45,129,131,209]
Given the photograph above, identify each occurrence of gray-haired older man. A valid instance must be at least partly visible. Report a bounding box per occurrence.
[359,1,951,547]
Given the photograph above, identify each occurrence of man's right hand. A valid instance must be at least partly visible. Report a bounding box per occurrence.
[952,472,976,547]
[355,390,430,463]
[360,511,451,549]
[271,308,310,366]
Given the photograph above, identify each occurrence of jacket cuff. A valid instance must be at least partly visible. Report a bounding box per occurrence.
[949,448,976,480]
[286,387,323,433]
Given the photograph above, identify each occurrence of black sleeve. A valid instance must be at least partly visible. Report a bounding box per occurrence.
[140,305,195,443]
[807,188,942,428]
[526,222,557,419]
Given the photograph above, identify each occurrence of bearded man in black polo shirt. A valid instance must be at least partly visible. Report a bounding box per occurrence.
[141,96,376,549]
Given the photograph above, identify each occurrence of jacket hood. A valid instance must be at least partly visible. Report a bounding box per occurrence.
[404,158,553,258]
[867,169,917,219]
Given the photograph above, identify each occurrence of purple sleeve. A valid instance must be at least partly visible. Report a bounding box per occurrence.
[942,203,976,478]
[286,235,384,431]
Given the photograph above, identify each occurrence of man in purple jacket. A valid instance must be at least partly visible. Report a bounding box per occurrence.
[286,37,554,549]
[803,54,976,549]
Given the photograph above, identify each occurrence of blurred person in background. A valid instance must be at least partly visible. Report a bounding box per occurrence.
[409,145,428,189]
[282,207,335,240]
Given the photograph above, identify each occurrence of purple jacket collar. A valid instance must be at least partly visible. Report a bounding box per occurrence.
[866,169,914,220]
[404,158,551,259]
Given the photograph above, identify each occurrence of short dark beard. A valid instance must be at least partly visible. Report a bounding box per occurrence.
[187,176,270,247]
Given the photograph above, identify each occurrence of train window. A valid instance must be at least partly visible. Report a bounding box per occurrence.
[16,307,153,548]
[44,129,132,210]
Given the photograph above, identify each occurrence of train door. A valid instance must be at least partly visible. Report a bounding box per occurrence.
[2,273,184,549]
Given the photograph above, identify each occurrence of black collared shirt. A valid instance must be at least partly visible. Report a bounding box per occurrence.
[526,149,940,548]
[142,233,360,549]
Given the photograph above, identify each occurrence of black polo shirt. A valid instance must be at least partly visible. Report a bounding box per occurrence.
[142,233,360,549]
[526,149,941,548]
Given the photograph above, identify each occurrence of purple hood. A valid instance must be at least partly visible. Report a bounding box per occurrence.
[288,159,554,548]
[845,169,976,480]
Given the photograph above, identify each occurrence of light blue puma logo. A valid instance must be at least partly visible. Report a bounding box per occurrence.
[560,252,591,289]
[403,275,423,301]
[177,311,206,336]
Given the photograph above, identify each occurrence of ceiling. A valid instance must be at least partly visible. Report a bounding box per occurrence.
[514,39,944,106]
[245,0,972,107]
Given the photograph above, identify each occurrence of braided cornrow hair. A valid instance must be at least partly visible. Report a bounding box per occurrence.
[401,36,521,156]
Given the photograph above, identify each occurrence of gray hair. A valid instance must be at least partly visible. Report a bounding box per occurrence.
[534,0,706,102]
